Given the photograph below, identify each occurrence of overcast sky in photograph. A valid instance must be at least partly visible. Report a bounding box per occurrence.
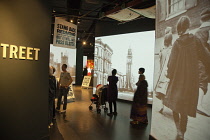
[96,31,155,91]
[50,44,76,67]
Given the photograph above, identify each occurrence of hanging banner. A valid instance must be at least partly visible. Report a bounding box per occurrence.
[53,18,77,48]
[129,5,156,19]
[106,8,141,22]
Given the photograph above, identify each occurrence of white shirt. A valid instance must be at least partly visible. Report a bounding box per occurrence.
[59,72,71,86]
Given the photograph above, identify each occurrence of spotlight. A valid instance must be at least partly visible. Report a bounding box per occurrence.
[83,41,86,45]
[70,20,73,23]
[77,19,81,24]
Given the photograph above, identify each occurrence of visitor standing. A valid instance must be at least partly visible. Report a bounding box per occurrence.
[49,66,57,128]
[56,64,73,113]
[130,69,148,125]
[107,69,118,116]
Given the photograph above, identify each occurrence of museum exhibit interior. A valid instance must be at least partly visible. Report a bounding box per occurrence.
[0,0,210,140]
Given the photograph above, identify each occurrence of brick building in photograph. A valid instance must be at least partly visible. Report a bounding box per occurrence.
[156,0,210,38]
[94,39,113,86]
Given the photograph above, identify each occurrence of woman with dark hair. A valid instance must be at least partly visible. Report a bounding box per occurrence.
[82,67,88,79]
[164,16,205,139]
[130,72,148,125]
[107,69,118,116]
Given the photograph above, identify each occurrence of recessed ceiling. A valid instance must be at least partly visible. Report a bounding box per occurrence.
[52,0,155,58]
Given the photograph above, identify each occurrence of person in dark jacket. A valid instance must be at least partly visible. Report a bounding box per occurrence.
[164,16,206,139]
[195,8,210,116]
[49,66,57,128]
[51,66,57,120]
[107,69,118,116]
[82,67,88,79]
[130,71,148,125]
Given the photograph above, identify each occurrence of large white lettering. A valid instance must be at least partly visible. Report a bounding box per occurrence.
[27,47,33,60]
[0,43,41,60]
[1,43,9,58]
[34,48,40,61]
[9,45,18,59]
[19,46,26,59]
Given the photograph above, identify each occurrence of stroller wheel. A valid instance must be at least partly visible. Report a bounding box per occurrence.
[104,107,108,112]
[97,109,101,114]
[89,106,93,110]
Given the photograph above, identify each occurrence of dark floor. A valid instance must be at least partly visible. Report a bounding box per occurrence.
[49,86,152,140]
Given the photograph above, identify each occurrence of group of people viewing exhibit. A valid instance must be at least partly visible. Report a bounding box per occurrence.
[48,64,150,128]
[106,68,149,125]
[155,8,210,139]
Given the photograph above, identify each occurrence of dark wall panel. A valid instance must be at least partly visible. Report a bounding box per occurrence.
[0,0,51,139]
[76,42,84,85]
[95,18,155,37]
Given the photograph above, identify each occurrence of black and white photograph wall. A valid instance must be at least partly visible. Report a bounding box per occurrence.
[151,0,210,140]
[50,44,76,83]
[94,31,155,102]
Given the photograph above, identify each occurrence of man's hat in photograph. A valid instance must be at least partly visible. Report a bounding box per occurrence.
[201,8,210,21]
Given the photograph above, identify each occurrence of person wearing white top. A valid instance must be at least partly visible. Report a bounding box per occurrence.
[56,64,73,112]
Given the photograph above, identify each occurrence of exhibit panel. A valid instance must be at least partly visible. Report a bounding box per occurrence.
[151,0,210,140]
[50,44,76,84]
[0,0,51,140]
[94,31,155,102]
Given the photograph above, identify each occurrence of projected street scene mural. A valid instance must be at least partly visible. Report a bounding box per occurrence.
[151,0,210,140]
[94,31,155,102]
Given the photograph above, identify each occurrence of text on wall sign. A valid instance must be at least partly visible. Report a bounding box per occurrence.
[0,43,40,60]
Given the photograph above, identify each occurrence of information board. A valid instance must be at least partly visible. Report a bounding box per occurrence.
[82,76,91,88]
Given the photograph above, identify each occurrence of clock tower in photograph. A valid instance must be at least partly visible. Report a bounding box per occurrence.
[126,48,133,91]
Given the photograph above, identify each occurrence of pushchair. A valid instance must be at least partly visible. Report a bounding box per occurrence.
[89,84,108,114]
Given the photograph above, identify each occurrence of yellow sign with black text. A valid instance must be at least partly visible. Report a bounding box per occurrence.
[82,76,91,88]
